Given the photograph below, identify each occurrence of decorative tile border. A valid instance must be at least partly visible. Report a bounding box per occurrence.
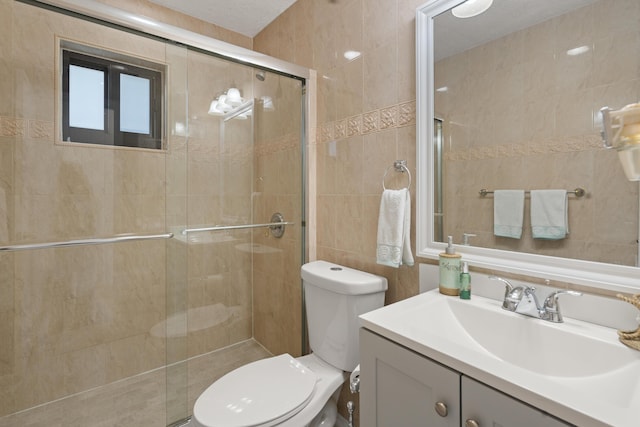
[0,116,26,138]
[29,120,54,140]
[0,116,53,140]
[315,100,416,144]
[314,100,602,162]
[334,119,346,140]
[347,115,361,137]
[380,105,398,130]
[319,122,334,144]
[0,114,301,157]
[255,131,300,157]
[444,134,604,161]
[398,101,416,127]
[362,110,379,134]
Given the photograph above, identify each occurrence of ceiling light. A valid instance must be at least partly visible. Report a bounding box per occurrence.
[208,100,224,116]
[208,89,241,116]
[226,88,243,106]
[452,0,493,18]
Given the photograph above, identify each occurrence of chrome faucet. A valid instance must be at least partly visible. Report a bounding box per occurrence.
[489,276,582,323]
[541,290,582,323]
[488,276,524,311]
[515,286,543,318]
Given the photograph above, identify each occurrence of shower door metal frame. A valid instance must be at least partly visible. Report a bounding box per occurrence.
[21,2,312,426]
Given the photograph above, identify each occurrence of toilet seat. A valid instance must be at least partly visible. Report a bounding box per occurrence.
[193,354,318,427]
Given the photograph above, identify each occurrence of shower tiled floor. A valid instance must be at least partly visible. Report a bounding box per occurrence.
[0,339,271,427]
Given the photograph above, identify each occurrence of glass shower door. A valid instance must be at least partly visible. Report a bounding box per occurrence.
[165,49,306,425]
[0,3,306,427]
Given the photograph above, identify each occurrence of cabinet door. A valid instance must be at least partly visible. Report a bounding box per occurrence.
[360,329,460,427]
[461,376,571,427]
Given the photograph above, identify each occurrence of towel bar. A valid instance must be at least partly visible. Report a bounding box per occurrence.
[479,188,586,198]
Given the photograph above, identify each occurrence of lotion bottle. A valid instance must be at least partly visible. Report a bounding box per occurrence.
[459,261,471,300]
[439,236,461,296]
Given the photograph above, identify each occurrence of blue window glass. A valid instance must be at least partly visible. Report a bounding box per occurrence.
[120,73,150,134]
[69,65,105,130]
[62,48,163,149]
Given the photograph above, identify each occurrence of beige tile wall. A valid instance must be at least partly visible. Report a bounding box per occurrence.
[0,0,301,422]
[0,1,174,416]
[252,73,304,357]
[254,0,428,423]
[253,0,640,423]
[255,0,426,304]
[436,0,640,265]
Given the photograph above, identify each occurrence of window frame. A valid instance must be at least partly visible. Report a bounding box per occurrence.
[62,48,164,150]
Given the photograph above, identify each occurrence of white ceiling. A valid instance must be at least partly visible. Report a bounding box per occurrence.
[148,0,597,49]
[149,0,298,38]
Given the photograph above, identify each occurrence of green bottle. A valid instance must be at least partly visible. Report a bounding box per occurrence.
[459,261,471,300]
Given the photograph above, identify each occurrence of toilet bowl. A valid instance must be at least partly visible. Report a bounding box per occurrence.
[192,261,387,427]
[193,353,346,427]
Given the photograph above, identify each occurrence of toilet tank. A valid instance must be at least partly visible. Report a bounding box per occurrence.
[301,260,387,372]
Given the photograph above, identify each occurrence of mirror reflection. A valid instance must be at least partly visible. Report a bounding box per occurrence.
[432,0,639,267]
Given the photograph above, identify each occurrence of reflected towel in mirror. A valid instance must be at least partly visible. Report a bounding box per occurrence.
[376,188,414,268]
[493,190,525,239]
[531,190,568,239]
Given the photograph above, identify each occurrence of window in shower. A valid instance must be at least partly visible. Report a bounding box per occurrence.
[61,43,165,149]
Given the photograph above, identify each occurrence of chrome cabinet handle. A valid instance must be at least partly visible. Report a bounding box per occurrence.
[465,420,480,427]
[434,401,448,417]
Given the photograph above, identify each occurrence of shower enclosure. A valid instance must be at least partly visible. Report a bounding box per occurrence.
[0,1,308,425]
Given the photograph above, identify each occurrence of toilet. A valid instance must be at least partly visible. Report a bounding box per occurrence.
[192,260,388,427]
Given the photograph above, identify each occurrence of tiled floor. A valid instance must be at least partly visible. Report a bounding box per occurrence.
[0,339,270,427]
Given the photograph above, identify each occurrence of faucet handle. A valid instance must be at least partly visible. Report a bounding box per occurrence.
[542,290,582,323]
[488,276,514,293]
[488,276,520,310]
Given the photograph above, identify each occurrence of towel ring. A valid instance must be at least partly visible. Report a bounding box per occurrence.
[382,160,411,191]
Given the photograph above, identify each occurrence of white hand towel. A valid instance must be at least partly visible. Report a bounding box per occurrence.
[531,190,568,239]
[376,188,414,268]
[493,190,525,239]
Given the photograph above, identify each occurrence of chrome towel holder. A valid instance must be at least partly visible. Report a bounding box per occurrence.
[383,160,411,191]
[479,188,586,197]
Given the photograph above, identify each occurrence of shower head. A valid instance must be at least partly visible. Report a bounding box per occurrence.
[255,71,265,81]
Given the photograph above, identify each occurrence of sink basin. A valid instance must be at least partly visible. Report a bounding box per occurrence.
[359,289,640,426]
[446,296,638,378]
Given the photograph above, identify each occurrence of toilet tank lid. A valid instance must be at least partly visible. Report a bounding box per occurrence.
[301,261,388,295]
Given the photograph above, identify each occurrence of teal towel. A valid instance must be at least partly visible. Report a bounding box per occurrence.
[531,190,568,239]
[493,190,524,239]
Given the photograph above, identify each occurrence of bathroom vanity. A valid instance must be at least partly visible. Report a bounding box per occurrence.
[360,329,569,427]
[358,290,640,427]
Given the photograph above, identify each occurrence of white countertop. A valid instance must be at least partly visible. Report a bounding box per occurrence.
[359,290,640,427]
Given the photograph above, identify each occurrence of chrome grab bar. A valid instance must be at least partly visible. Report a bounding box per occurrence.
[181,221,295,235]
[0,232,174,252]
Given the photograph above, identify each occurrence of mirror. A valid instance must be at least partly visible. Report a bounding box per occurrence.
[416,0,640,292]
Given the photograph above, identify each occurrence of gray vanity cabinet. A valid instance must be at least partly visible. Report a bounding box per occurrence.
[360,328,571,427]
[360,328,460,427]
[461,376,571,427]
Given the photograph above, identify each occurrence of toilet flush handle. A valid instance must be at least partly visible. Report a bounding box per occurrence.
[349,364,361,393]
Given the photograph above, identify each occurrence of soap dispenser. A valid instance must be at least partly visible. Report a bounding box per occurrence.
[439,236,461,296]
